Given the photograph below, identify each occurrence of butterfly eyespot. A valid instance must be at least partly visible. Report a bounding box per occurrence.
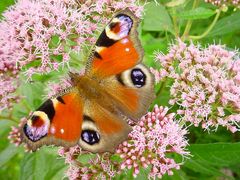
[81,130,100,145]
[31,115,43,127]
[109,22,118,30]
[23,122,48,142]
[131,68,146,88]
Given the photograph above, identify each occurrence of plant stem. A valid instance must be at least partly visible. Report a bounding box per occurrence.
[171,8,179,37]
[156,80,167,97]
[181,0,200,41]
[0,115,18,123]
[188,9,221,40]
[22,100,32,112]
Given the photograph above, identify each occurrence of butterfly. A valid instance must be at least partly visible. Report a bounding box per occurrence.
[20,9,155,153]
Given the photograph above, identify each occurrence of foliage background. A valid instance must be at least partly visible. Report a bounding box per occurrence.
[0,0,240,179]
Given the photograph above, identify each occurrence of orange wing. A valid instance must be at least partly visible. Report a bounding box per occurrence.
[21,91,83,151]
[49,93,82,141]
[86,9,143,78]
[102,64,155,120]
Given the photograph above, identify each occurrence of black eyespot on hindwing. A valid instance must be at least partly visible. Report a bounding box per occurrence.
[131,68,146,88]
[81,130,100,145]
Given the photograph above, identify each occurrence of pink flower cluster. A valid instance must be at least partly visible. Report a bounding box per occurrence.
[46,77,73,98]
[116,105,189,179]
[1,0,143,76]
[0,73,20,111]
[58,106,189,179]
[45,69,85,98]
[8,117,27,147]
[59,146,119,180]
[151,39,240,132]
[0,0,143,111]
[205,0,240,7]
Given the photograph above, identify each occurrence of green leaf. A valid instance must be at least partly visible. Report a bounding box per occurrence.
[19,82,45,109]
[153,78,173,107]
[176,7,216,20]
[20,148,66,180]
[0,144,19,167]
[162,169,188,180]
[207,11,240,37]
[69,51,85,69]
[140,33,168,67]
[0,120,16,149]
[184,143,240,177]
[142,2,174,34]
[0,0,15,16]
[66,38,77,46]
[49,35,60,48]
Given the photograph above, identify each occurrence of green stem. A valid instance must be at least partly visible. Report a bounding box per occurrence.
[0,115,18,123]
[188,9,221,40]
[181,0,200,41]
[22,100,32,112]
[171,8,179,37]
[156,80,167,97]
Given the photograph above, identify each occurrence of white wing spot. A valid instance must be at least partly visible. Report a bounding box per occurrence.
[50,126,56,134]
[121,38,129,44]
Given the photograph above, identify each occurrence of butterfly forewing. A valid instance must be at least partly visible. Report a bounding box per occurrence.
[86,9,143,78]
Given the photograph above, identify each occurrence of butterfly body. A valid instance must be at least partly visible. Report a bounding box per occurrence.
[74,75,107,100]
[21,9,155,153]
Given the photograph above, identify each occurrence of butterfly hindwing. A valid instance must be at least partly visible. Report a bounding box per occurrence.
[79,100,132,153]
[102,63,155,120]
[21,90,83,151]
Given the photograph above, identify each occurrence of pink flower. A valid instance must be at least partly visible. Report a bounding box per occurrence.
[0,73,21,111]
[152,39,240,132]
[8,117,28,147]
[205,0,240,7]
